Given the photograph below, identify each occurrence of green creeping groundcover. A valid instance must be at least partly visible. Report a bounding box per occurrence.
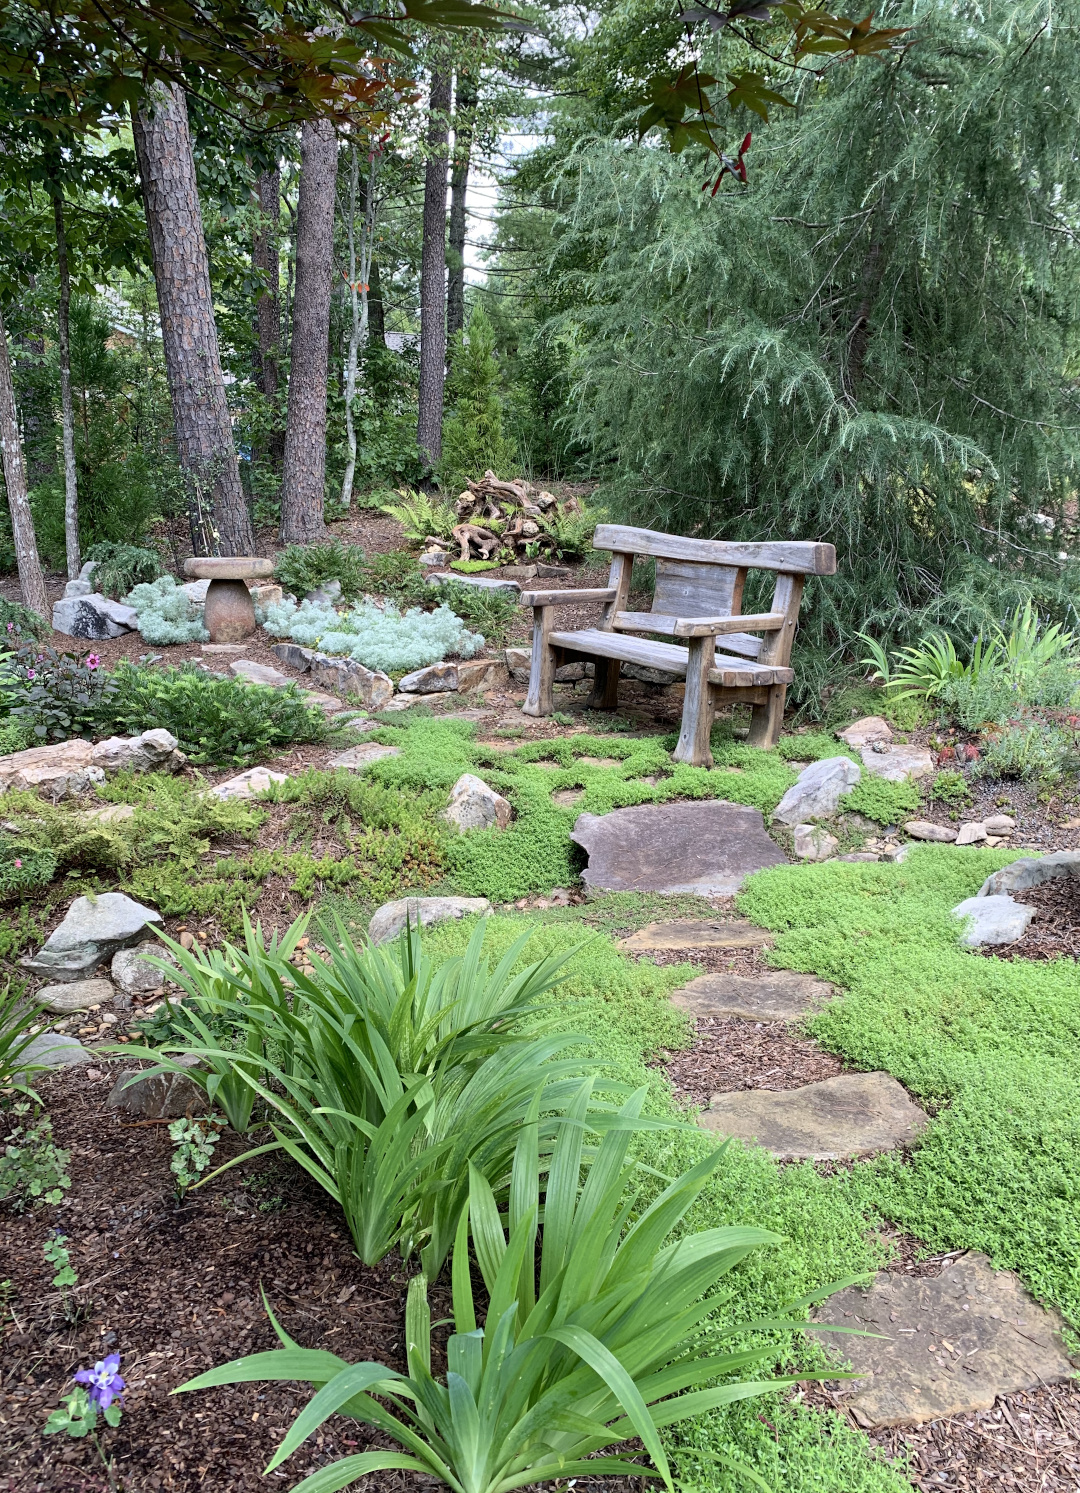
[360,715,797,902]
[738,847,1080,1331]
[420,910,906,1493]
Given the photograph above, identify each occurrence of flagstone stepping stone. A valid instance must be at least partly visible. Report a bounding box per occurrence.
[328,743,400,770]
[619,919,774,952]
[553,788,584,808]
[368,895,492,946]
[35,977,115,1014]
[22,893,163,982]
[210,767,289,801]
[699,1072,928,1159]
[813,1252,1076,1428]
[229,659,292,688]
[571,801,787,896]
[952,893,1035,947]
[670,969,834,1022]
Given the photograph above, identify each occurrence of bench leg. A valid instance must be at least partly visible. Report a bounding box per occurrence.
[747,683,787,749]
[587,658,620,710]
[673,637,714,767]
[522,608,555,716]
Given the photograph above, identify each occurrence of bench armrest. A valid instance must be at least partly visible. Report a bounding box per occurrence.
[520,587,619,608]
[613,611,788,638]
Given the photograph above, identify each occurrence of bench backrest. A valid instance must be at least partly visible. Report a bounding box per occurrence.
[591,524,836,663]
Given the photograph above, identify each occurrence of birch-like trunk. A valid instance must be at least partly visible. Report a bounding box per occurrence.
[0,305,49,620]
[53,193,80,580]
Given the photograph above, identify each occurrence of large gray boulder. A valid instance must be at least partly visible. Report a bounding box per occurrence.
[978,850,1080,898]
[952,894,1035,947]
[22,893,162,982]
[772,757,861,826]
[52,593,137,639]
[368,895,492,946]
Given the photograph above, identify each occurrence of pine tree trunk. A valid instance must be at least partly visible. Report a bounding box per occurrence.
[132,82,254,557]
[0,304,49,620]
[253,165,284,468]
[53,194,81,580]
[280,117,338,543]
[417,67,451,470]
[447,76,477,345]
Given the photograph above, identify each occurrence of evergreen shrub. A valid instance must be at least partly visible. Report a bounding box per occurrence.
[273,540,368,602]
[87,541,165,599]
[438,308,518,494]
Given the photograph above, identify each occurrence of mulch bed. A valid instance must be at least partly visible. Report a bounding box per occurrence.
[0,1069,648,1493]
[993,875,1080,963]
[660,1017,845,1110]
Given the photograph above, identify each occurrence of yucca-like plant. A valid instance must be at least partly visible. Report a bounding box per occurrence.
[179,1082,838,1492]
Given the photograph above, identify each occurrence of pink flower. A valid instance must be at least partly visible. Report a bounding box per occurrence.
[86,654,100,671]
[26,669,36,680]
[13,859,21,869]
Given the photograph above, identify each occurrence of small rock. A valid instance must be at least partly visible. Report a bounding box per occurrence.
[0,731,182,800]
[984,813,1015,833]
[249,582,283,610]
[90,729,184,776]
[111,940,179,998]
[181,578,211,605]
[179,931,195,950]
[904,820,958,843]
[327,743,400,770]
[15,1033,93,1079]
[22,893,163,982]
[793,823,839,861]
[773,757,862,826]
[860,744,936,782]
[304,579,342,604]
[203,642,245,654]
[503,646,585,684]
[952,894,1035,947]
[955,821,987,846]
[440,773,513,832]
[229,659,292,688]
[63,577,93,598]
[881,842,910,863]
[398,660,459,693]
[428,573,521,596]
[547,887,572,906]
[837,851,881,862]
[210,768,289,801]
[836,716,893,748]
[419,548,450,568]
[35,978,115,1014]
[271,642,315,673]
[380,692,446,712]
[308,654,394,709]
[106,1054,205,1120]
[302,689,346,714]
[368,895,492,946]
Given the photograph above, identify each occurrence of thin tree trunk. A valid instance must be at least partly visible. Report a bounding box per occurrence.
[368,255,385,346]
[252,165,284,469]
[417,67,451,470]
[0,305,49,620]
[340,145,377,509]
[53,193,80,580]
[447,75,477,346]
[280,117,338,543]
[132,81,254,557]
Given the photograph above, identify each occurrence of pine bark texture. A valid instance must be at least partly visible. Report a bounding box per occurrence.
[54,194,81,579]
[280,117,338,543]
[447,76,477,344]
[368,255,385,346]
[252,165,284,468]
[417,68,452,468]
[0,305,49,619]
[132,82,254,557]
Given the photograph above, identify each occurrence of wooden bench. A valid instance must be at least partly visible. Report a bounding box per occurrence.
[521,525,836,765]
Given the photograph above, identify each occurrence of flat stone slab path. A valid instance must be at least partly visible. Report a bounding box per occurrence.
[671,969,834,1022]
[571,801,787,895]
[814,1253,1076,1428]
[699,1071,928,1159]
[619,918,774,952]
[329,743,400,770]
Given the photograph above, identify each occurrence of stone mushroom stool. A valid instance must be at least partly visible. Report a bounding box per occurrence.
[183,557,275,643]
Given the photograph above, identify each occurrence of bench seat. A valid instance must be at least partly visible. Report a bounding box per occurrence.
[550,629,795,689]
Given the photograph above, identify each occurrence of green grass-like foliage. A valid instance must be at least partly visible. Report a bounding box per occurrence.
[450,559,500,573]
[838,775,919,826]
[178,1085,812,1493]
[99,662,328,765]
[738,848,1080,1325]
[274,540,369,602]
[0,983,49,1091]
[437,580,520,645]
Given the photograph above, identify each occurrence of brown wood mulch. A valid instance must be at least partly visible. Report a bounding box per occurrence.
[0,1069,647,1493]
[659,1017,845,1110]
[992,875,1080,963]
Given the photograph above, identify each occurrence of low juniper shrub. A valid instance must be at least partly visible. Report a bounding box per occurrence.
[274,540,368,602]
[85,541,165,599]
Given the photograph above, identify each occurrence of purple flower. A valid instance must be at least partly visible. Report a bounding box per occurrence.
[74,1353,125,1411]
[6,622,11,631]
[86,654,100,671]
[26,669,36,680]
